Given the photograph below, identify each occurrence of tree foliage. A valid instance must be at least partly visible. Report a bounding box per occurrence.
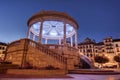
[114,55,120,63]
[94,55,109,64]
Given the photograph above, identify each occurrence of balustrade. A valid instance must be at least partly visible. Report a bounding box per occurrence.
[8,39,76,68]
[27,39,67,64]
[8,40,21,47]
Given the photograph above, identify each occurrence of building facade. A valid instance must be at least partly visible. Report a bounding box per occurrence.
[78,37,120,68]
[0,42,7,61]
[78,37,95,59]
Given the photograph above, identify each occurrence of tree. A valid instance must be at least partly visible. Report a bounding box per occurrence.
[94,55,109,68]
[114,55,120,68]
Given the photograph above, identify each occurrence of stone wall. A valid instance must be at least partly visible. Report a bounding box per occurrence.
[26,45,66,69]
[5,39,66,69]
[5,39,24,67]
[7,69,67,75]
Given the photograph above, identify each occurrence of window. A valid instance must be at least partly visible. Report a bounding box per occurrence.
[86,45,88,48]
[83,50,85,52]
[2,47,5,50]
[117,48,119,52]
[90,54,92,57]
[116,44,118,47]
[87,54,89,57]
[87,49,92,52]
[80,50,82,52]
[89,45,91,48]
[96,50,97,53]
[102,50,104,52]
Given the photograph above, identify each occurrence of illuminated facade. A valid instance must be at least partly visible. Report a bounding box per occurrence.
[0,42,7,60]
[78,37,120,68]
[78,37,95,58]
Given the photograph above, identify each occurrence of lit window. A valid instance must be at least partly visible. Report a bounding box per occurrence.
[2,47,4,50]
[117,48,119,52]
[116,44,118,47]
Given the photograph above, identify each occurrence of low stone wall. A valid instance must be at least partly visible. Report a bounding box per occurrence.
[0,64,19,74]
[7,69,67,76]
[0,64,19,69]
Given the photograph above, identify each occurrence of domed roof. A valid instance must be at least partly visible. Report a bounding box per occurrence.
[0,42,7,46]
[113,38,120,42]
[27,10,79,29]
[28,11,79,39]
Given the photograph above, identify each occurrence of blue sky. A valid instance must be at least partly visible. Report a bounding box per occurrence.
[0,0,120,43]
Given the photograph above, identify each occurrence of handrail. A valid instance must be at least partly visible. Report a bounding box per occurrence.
[67,46,78,51]
[7,38,79,64]
[7,38,67,69]
[8,40,21,47]
[67,46,79,56]
[41,44,79,54]
[28,39,67,64]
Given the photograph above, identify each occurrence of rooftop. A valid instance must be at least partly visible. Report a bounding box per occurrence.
[0,42,7,46]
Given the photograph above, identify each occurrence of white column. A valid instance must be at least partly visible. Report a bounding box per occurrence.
[31,32,34,40]
[27,32,30,39]
[70,36,73,47]
[27,26,31,38]
[45,38,48,44]
[63,23,66,46]
[75,29,78,48]
[33,35,35,41]
[38,21,43,44]
[59,39,61,45]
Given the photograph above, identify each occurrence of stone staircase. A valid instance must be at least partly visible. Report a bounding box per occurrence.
[5,38,67,70]
[27,39,67,69]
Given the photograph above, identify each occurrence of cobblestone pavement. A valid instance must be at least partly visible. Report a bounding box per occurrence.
[0,74,120,80]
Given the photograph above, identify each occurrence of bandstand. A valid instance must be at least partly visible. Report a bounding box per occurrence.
[5,11,81,70]
[27,11,79,48]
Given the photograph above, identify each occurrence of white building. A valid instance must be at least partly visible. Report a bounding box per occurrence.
[78,37,120,68]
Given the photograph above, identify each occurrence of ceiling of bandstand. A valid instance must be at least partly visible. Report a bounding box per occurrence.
[30,21,75,39]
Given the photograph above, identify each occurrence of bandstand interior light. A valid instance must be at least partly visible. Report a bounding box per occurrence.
[30,21,75,39]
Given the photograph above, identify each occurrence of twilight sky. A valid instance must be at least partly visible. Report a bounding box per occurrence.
[0,0,120,43]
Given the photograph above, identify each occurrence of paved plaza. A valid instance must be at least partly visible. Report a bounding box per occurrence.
[0,74,120,80]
